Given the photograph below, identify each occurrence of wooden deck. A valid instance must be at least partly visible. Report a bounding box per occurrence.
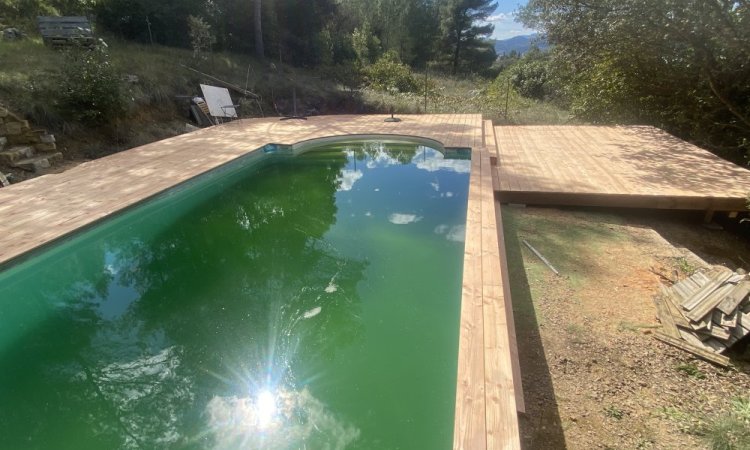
[494,125,750,211]
[0,114,521,449]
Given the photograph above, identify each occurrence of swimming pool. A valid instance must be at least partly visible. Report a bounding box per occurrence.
[0,140,471,449]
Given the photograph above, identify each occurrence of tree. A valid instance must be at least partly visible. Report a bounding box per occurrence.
[519,0,750,163]
[254,0,263,58]
[439,0,497,74]
[351,19,380,65]
[95,0,206,47]
[273,0,338,66]
[188,15,216,58]
[338,0,438,67]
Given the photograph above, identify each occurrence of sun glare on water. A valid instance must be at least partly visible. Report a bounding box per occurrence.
[255,389,278,429]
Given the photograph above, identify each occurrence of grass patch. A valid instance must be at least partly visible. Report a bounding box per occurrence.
[502,206,628,287]
[604,405,625,420]
[702,398,750,450]
[675,257,698,276]
[657,406,703,434]
[676,363,706,380]
[658,398,750,448]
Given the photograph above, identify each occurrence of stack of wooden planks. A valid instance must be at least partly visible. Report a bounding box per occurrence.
[653,268,750,367]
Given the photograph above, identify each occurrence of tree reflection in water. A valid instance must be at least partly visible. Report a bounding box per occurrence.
[0,142,470,449]
[0,150,368,448]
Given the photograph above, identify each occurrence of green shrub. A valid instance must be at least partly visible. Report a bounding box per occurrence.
[508,58,549,100]
[363,51,418,93]
[58,45,124,125]
[702,397,750,450]
[187,15,216,59]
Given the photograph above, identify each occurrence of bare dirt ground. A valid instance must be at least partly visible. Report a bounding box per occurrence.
[502,206,750,450]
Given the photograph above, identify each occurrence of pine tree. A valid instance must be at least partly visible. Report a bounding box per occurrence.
[439,0,497,73]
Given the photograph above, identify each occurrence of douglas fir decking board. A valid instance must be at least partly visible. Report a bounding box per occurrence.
[494,125,750,211]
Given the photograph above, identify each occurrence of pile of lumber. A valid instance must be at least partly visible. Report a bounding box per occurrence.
[654,268,750,367]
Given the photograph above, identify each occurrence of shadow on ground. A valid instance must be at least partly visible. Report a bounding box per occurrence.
[501,206,567,449]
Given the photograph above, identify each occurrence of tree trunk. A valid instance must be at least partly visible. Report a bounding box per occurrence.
[452,29,461,74]
[254,0,264,58]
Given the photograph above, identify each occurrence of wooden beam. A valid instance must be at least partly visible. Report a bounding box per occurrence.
[653,332,731,368]
[495,198,525,414]
[496,191,748,212]
[453,151,487,450]
[479,150,521,450]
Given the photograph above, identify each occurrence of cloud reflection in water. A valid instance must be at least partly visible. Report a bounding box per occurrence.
[206,386,360,450]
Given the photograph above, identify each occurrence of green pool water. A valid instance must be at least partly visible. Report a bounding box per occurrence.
[0,141,471,449]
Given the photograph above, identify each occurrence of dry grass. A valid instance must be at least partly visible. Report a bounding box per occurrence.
[360,72,574,125]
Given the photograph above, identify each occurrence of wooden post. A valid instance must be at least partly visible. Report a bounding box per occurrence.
[146,16,154,45]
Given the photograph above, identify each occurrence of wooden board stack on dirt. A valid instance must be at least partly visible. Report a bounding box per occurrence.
[654,268,750,367]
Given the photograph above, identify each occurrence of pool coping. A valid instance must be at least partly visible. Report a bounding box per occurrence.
[453,148,522,450]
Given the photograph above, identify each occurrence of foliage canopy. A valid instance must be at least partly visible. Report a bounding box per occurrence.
[519,0,750,161]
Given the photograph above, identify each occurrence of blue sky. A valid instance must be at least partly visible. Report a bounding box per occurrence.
[488,0,535,40]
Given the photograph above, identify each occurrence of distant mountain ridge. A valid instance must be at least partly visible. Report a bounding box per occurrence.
[493,34,549,55]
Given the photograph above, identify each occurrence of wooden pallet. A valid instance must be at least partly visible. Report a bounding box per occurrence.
[37,16,95,47]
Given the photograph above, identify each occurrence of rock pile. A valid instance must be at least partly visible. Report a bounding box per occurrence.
[0,105,62,177]
[2,27,24,40]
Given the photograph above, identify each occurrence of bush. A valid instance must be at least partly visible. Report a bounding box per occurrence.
[363,51,418,93]
[187,15,216,59]
[504,49,551,100]
[58,45,124,125]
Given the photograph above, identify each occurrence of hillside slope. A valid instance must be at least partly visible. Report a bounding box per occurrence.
[0,38,361,162]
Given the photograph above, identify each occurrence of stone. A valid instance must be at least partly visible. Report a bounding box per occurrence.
[4,122,21,135]
[0,107,8,118]
[7,134,35,145]
[0,146,34,164]
[13,152,61,172]
[0,136,7,151]
[2,28,24,40]
[34,142,57,152]
[39,134,56,144]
